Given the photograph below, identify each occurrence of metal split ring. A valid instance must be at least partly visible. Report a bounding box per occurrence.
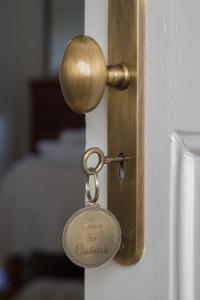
[85,167,100,204]
[81,147,105,175]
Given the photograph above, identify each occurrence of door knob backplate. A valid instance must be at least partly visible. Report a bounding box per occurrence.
[108,0,145,266]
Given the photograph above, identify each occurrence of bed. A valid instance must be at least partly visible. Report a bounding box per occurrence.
[0,79,85,300]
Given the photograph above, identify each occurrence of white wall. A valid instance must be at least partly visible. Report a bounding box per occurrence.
[49,0,84,75]
[0,0,44,173]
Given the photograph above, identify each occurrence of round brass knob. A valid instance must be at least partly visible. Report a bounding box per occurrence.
[59,36,133,113]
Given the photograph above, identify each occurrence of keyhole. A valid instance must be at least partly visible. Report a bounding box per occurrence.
[118,153,125,179]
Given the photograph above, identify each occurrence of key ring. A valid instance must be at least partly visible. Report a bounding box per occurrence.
[81,147,126,176]
[81,148,105,175]
[85,167,100,205]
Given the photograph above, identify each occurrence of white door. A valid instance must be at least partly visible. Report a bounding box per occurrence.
[85,0,200,300]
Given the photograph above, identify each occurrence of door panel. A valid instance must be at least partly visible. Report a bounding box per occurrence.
[85,0,200,299]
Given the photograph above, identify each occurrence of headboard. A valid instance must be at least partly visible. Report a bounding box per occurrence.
[30,78,85,150]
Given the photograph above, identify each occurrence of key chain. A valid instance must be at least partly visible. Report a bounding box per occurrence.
[62,148,122,268]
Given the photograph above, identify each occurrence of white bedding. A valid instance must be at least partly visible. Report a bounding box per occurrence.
[36,129,85,165]
[0,155,85,266]
[10,278,84,300]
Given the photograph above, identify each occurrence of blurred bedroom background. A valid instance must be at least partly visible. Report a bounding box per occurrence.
[0,0,85,299]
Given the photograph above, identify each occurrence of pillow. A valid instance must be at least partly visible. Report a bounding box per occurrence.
[36,129,85,165]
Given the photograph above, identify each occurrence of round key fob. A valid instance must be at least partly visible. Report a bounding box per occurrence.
[63,205,121,268]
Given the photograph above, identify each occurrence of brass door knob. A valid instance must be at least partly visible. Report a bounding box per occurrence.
[59,36,134,113]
